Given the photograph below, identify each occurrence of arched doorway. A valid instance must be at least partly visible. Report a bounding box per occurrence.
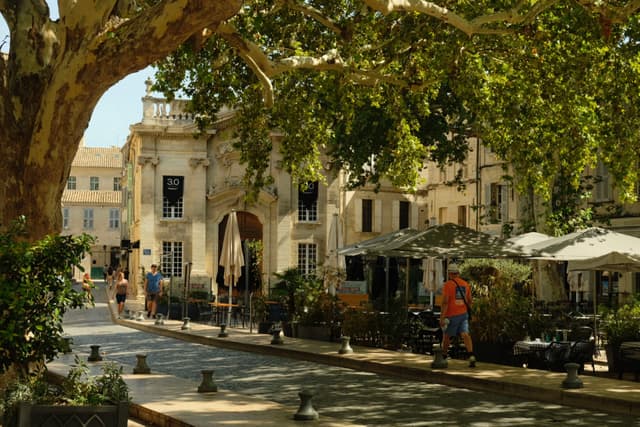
[217,212,263,306]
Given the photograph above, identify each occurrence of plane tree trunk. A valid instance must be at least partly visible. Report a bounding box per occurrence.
[0,0,241,240]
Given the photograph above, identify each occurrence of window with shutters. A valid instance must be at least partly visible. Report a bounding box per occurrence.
[63,208,70,229]
[458,205,467,227]
[89,176,99,191]
[594,162,612,202]
[67,176,76,190]
[489,183,508,223]
[399,201,410,229]
[362,199,373,232]
[109,208,120,229]
[83,208,94,229]
[438,207,447,225]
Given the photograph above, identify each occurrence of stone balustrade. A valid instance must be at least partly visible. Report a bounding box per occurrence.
[142,97,194,123]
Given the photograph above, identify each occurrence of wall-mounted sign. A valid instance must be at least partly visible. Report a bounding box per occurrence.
[163,175,184,206]
[143,249,151,256]
[298,181,318,210]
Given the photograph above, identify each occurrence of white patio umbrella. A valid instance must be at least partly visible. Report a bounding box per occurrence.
[526,227,640,260]
[339,224,529,259]
[568,251,640,273]
[219,210,244,328]
[506,232,551,247]
[526,227,640,341]
[338,228,418,257]
[385,223,530,259]
[325,213,345,295]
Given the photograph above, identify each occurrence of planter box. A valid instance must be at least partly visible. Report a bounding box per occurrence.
[297,324,332,342]
[157,302,212,321]
[17,402,128,427]
[258,321,274,334]
[474,341,518,366]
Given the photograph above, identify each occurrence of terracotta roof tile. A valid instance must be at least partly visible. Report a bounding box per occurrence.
[62,190,122,205]
[72,146,122,168]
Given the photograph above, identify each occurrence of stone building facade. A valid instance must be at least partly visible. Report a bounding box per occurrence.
[117,83,640,308]
[121,87,427,301]
[61,142,123,280]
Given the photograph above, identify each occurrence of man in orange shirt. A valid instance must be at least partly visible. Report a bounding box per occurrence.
[439,263,476,367]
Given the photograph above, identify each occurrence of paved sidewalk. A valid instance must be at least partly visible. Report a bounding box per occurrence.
[115,290,640,416]
[53,283,640,426]
[54,284,355,426]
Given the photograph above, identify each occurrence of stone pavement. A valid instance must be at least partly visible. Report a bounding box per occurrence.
[52,281,640,426]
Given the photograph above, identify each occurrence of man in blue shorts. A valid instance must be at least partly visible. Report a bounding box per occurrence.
[440,263,476,367]
[144,264,163,318]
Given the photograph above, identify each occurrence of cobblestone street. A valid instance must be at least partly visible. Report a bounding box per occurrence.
[62,289,640,426]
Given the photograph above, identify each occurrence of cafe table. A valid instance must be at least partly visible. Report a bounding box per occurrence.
[209,302,240,326]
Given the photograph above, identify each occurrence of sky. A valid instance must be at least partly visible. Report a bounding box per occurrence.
[83,69,154,148]
[1,5,155,148]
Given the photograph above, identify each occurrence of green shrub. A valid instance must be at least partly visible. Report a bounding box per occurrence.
[1,356,130,425]
[601,299,640,350]
[461,259,533,343]
[0,217,93,377]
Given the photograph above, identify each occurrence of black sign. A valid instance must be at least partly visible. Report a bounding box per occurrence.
[163,176,184,206]
[299,181,318,210]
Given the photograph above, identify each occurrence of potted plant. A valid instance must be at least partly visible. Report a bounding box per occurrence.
[463,259,533,366]
[271,268,311,336]
[1,357,130,427]
[600,300,640,373]
[251,293,272,333]
[298,292,344,342]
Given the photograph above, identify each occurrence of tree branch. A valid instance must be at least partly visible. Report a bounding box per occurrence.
[471,0,556,28]
[84,1,242,85]
[279,0,344,37]
[574,0,640,23]
[217,20,438,106]
[364,0,559,36]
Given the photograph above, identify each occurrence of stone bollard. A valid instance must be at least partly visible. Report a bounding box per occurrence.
[271,329,284,345]
[133,354,151,374]
[88,345,103,362]
[135,311,145,321]
[430,344,448,369]
[562,362,583,389]
[338,336,353,354]
[154,313,165,326]
[197,370,218,393]
[293,389,319,421]
[218,323,228,338]
[61,336,73,354]
[181,317,192,330]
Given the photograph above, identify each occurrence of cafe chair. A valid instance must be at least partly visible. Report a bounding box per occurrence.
[569,326,593,342]
[568,339,596,374]
[543,341,572,372]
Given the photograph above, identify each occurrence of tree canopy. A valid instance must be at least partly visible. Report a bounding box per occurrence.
[153,1,640,232]
[2,1,640,238]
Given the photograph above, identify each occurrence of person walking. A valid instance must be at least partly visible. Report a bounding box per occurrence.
[439,263,476,367]
[82,272,93,299]
[106,265,114,290]
[115,271,129,318]
[144,264,163,318]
